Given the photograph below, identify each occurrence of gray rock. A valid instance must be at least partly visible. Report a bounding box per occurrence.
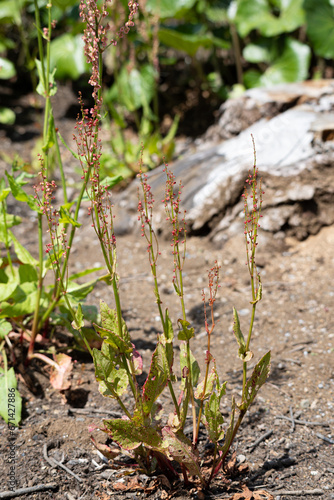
[116,80,334,242]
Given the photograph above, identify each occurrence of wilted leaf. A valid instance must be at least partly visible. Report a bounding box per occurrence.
[103,414,163,451]
[49,353,73,391]
[161,427,200,477]
[142,343,169,416]
[194,368,216,400]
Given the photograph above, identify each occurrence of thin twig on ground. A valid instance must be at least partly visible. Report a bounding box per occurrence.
[43,442,83,483]
[68,408,122,417]
[270,488,324,496]
[315,433,334,444]
[247,429,273,452]
[276,415,330,427]
[0,483,57,499]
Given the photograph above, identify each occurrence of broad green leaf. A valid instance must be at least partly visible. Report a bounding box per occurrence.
[0,58,16,80]
[304,0,334,58]
[106,64,156,112]
[235,0,305,37]
[142,343,169,416]
[50,34,90,80]
[238,351,271,412]
[35,59,58,97]
[59,206,81,227]
[0,367,22,426]
[158,28,213,56]
[93,346,128,398]
[9,231,38,266]
[161,427,201,476]
[204,381,227,443]
[146,0,196,18]
[1,282,38,317]
[244,38,310,88]
[179,343,200,390]
[243,43,272,63]
[0,213,21,228]
[0,107,15,125]
[99,301,131,343]
[0,319,12,339]
[18,264,38,283]
[194,367,216,400]
[103,413,163,451]
[0,268,19,302]
[94,324,133,354]
[5,172,41,213]
[177,319,194,341]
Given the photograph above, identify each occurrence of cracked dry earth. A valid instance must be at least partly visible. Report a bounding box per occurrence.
[1,200,334,499]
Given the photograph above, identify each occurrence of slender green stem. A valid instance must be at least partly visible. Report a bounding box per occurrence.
[28,213,44,359]
[2,200,14,276]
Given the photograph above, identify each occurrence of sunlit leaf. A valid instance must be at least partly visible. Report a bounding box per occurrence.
[0,58,16,80]
[146,0,196,18]
[235,0,305,37]
[50,33,90,80]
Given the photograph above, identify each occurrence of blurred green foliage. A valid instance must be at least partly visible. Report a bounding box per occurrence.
[0,0,334,165]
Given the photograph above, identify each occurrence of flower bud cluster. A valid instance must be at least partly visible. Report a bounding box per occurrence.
[80,0,138,100]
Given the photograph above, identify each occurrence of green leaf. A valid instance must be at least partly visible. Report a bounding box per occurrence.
[235,0,305,37]
[203,381,227,443]
[94,324,133,355]
[142,343,169,416]
[1,282,38,317]
[107,64,156,112]
[99,175,123,189]
[5,172,41,213]
[18,264,38,283]
[0,367,22,426]
[179,343,200,390]
[59,206,81,227]
[238,351,271,412]
[161,427,201,477]
[146,0,196,18]
[50,33,90,80]
[304,0,334,59]
[158,28,213,56]
[0,268,19,302]
[244,38,310,88]
[0,319,12,339]
[194,367,216,400]
[103,414,163,451]
[93,346,128,399]
[0,107,15,125]
[35,59,58,97]
[99,301,131,344]
[177,319,194,341]
[9,231,38,266]
[69,266,104,281]
[0,57,16,80]
[71,303,84,330]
